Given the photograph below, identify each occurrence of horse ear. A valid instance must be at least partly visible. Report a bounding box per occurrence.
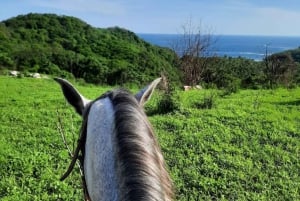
[54,78,90,116]
[135,77,161,106]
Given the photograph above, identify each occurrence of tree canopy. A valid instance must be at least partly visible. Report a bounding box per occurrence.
[0,13,180,85]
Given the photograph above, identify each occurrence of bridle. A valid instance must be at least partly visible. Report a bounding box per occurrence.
[59,103,90,200]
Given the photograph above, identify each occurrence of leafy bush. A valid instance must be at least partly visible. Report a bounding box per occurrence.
[156,91,180,114]
[148,79,181,114]
[193,92,216,109]
[223,76,241,95]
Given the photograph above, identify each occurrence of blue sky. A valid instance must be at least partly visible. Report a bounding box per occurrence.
[1,0,300,36]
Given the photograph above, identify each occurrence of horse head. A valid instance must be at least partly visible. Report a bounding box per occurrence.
[55,78,173,201]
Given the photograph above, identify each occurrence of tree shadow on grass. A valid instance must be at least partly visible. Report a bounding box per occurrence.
[275,99,300,106]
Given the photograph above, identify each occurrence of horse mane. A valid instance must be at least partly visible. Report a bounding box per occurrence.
[108,89,174,201]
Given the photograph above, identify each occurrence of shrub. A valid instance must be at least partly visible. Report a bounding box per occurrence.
[223,77,241,95]
[151,77,180,114]
[156,91,180,114]
[193,92,216,109]
[17,72,24,78]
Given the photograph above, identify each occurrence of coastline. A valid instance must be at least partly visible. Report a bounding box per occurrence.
[138,34,300,61]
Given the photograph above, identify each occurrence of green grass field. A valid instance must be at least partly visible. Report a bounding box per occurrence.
[0,76,299,200]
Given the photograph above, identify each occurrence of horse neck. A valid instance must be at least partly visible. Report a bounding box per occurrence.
[84,90,173,201]
[109,90,173,201]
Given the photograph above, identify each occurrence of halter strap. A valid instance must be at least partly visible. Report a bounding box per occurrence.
[59,102,92,200]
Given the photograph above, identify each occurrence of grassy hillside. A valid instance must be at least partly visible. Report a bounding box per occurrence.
[0,76,299,200]
[0,13,179,85]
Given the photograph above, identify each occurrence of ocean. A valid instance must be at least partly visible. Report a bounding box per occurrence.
[138,34,300,61]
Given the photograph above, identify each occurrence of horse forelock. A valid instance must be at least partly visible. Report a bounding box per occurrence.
[108,89,173,201]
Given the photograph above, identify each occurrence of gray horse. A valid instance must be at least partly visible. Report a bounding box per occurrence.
[55,78,173,201]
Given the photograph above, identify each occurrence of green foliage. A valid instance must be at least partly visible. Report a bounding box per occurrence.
[155,90,181,114]
[0,77,84,200]
[279,47,300,63]
[193,91,217,109]
[223,76,241,95]
[146,81,181,115]
[203,57,265,90]
[201,54,300,90]
[151,87,300,200]
[0,13,180,85]
[264,52,299,88]
[0,76,300,200]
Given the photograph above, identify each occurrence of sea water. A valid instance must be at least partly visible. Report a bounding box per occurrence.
[138,34,300,61]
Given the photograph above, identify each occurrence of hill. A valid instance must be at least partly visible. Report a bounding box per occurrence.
[0,13,180,85]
